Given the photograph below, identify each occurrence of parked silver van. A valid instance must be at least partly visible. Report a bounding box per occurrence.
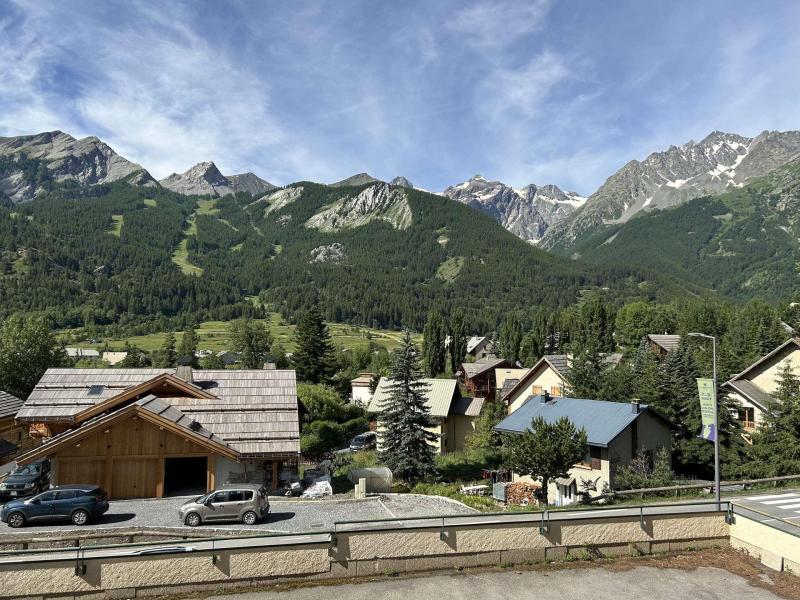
[178,484,269,527]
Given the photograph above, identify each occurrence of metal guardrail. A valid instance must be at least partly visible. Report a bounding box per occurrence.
[731,503,800,539]
[0,500,731,570]
[607,474,800,498]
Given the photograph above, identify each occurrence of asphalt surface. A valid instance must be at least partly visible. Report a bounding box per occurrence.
[206,566,783,600]
[731,489,800,538]
[0,494,475,534]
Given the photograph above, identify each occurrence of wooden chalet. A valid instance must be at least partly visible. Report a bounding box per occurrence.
[14,367,300,499]
[645,334,681,358]
[0,390,30,460]
[461,356,512,399]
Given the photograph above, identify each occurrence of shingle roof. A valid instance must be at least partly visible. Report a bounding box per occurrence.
[17,368,300,456]
[462,356,508,379]
[723,379,773,411]
[368,377,459,418]
[449,396,484,417]
[494,396,657,448]
[23,394,233,461]
[135,395,225,445]
[466,336,489,354]
[543,355,571,379]
[0,390,23,420]
[500,378,519,399]
[647,334,681,353]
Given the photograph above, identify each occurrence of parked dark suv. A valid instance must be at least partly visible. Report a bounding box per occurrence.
[0,460,51,501]
[0,485,109,528]
[349,432,377,452]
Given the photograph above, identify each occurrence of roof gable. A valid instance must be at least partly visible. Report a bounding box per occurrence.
[461,356,511,379]
[17,368,301,456]
[502,355,569,403]
[646,334,681,352]
[17,394,237,464]
[0,390,23,420]
[731,338,800,383]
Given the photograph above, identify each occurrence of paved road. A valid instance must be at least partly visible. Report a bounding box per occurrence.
[206,566,783,600]
[730,489,800,538]
[0,494,475,534]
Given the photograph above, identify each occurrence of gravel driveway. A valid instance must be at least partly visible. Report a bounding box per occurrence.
[0,494,476,535]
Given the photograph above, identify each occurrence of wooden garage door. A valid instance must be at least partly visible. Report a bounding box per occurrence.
[57,459,104,487]
[112,458,158,499]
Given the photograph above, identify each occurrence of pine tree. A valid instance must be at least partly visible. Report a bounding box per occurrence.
[448,308,468,374]
[178,322,199,367]
[292,304,336,384]
[748,364,800,476]
[499,313,523,363]
[155,331,177,368]
[379,331,438,483]
[664,341,748,479]
[422,310,446,376]
[566,343,605,399]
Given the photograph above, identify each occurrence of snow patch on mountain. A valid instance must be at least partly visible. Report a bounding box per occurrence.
[442,175,585,242]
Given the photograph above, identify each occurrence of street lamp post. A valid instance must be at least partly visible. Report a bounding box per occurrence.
[689,332,720,504]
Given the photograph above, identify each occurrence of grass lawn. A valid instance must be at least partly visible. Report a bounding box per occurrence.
[436,256,464,283]
[143,199,157,208]
[64,313,420,353]
[171,238,203,276]
[107,214,124,237]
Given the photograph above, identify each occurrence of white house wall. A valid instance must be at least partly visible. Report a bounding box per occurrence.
[748,346,800,394]
[508,367,566,413]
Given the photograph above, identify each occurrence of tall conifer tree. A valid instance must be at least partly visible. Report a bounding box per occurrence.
[379,331,438,483]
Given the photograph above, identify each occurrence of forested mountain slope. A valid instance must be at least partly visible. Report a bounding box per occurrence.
[566,158,800,299]
[0,171,690,333]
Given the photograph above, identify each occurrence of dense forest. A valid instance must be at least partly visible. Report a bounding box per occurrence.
[564,158,800,299]
[0,166,695,336]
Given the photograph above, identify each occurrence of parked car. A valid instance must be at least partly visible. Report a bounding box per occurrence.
[178,484,269,527]
[0,460,51,501]
[1,485,109,528]
[349,432,377,452]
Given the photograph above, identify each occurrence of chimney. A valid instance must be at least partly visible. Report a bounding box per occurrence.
[263,362,277,370]
[176,365,193,384]
[631,399,641,414]
[541,390,552,404]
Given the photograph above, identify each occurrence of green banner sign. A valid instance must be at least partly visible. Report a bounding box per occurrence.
[697,378,717,442]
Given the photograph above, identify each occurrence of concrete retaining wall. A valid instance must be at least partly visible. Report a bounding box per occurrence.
[0,512,729,599]
[730,515,800,573]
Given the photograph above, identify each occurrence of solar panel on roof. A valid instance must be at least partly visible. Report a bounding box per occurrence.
[87,385,105,396]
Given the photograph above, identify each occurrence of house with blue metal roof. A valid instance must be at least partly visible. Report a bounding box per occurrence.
[494,394,672,506]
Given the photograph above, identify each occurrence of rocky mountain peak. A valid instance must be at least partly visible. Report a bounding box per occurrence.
[540,129,800,251]
[441,176,584,243]
[0,130,156,202]
[331,173,382,187]
[160,161,232,196]
[390,176,413,188]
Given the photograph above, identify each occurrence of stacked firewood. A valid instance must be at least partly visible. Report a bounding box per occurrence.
[505,482,540,506]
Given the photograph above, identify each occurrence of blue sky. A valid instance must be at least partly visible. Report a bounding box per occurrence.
[1,0,799,194]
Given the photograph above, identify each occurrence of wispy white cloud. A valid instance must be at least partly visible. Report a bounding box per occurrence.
[446,0,550,48]
[0,0,798,195]
[476,51,570,122]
